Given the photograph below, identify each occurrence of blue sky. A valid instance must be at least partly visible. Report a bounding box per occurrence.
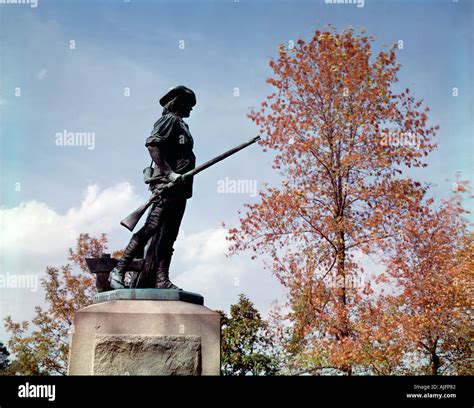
[0,0,472,342]
[1,0,472,212]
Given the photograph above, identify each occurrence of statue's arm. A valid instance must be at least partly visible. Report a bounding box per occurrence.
[147,145,175,180]
[145,115,181,182]
[146,144,181,183]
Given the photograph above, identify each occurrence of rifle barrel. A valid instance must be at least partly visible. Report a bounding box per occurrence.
[182,135,260,181]
[120,135,260,231]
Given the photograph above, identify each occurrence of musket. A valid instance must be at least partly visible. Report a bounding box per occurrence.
[120,135,261,231]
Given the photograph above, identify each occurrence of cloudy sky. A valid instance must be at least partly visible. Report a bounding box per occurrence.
[0,0,472,343]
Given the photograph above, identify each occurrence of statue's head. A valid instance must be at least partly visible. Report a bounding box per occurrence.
[160,85,196,118]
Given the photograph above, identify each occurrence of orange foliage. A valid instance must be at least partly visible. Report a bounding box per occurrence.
[224,27,469,375]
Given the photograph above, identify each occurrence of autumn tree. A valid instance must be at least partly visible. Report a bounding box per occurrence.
[4,234,106,375]
[374,187,473,376]
[219,294,280,376]
[227,26,439,375]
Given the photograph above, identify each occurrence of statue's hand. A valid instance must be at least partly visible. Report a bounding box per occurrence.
[167,172,182,183]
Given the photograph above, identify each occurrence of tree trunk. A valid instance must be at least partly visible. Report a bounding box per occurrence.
[431,350,440,376]
[336,228,351,375]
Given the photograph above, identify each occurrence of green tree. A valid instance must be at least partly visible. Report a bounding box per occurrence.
[219,294,279,376]
[0,342,11,374]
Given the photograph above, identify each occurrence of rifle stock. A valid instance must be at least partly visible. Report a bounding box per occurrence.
[120,198,155,232]
[120,135,260,231]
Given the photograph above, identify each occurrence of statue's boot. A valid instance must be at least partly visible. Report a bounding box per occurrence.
[109,235,142,290]
[109,267,127,290]
[155,250,181,290]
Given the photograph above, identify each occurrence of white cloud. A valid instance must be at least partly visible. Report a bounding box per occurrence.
[0,183,142,342]
[0,183,285,344]
[0,182,140,258]
[173,228,284,312]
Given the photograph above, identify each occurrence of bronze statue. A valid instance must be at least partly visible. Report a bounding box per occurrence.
[103,86,260,292]
[109,86,197,290]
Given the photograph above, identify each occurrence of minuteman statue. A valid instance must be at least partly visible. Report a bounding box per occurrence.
[109,86,196,290]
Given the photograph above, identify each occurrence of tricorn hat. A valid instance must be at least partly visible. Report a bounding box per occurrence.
[159,85,196,107]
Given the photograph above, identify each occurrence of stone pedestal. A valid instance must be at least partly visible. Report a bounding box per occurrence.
[67,289,220,375]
